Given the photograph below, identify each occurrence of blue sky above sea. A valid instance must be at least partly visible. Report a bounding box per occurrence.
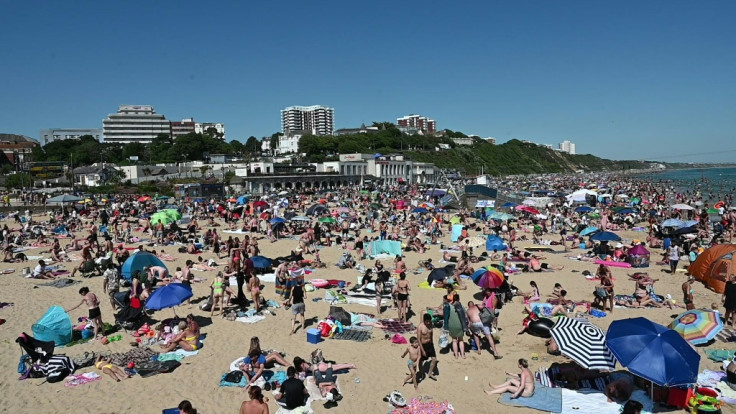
[1,1,734,162]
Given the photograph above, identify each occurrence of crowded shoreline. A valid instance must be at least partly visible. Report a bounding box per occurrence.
[1,170,735,414]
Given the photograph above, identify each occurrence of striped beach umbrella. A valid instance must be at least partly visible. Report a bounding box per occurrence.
[471,267,505,289]
[669,310,723,345]
[551,317,616,371]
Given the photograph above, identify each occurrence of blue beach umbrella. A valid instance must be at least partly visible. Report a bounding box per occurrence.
[575,206,593,213]
[501,202,517,208]
[580,227,599,237]
[237,195,249,205]
[590,231,622,242]
[145,284,193,313]
[250,255,272,269]
[412,207,428,213]
[617,208,635,215]
[661,219,685,228]
[607,317,700,386]
[270,217,287,224]
[121,252,167,281]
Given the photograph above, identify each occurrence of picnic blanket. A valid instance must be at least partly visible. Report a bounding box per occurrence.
[332,328,371,342]
[378,319,416,334]
[497,383,562,413]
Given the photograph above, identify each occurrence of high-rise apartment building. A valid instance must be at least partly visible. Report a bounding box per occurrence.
[397,114,436,134]
[40,128,103,146]
[559,140,576,154]
[281,105,334,136]
[102,105,171,144]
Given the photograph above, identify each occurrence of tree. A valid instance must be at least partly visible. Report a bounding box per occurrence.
[5,172,32,189]
[230,140,245,155]
[244,136,261,153]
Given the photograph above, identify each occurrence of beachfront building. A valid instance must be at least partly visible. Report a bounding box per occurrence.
[102,105,171,144]
[397,114,436,135]
[276,131,303,155]
[0,134,39,170]
[171,118,196,140]
[195,122,226,140]
[338,153,437,185]
[334,123,380,136]
[281,105,334,136]
[559,140,576,154]
[39,128,103,146]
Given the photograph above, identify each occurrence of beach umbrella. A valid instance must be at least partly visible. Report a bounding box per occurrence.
[121,252,167,281]
[501,202,517,208]
[662,219,685,228]
[278,190,289,196]
[669,310,723,345]
[250,255,272,269]
[464,236,486,248]
[489,212,514,221]
[485,235,507,251]
[550,318,616,371]
[290,216,311,222]
[156,195,170,200]
[226,197,237,203]
[590,231,621,242]
[145,283,193,315]
[575,206,593,213]
[236,195,249,205]
[449,216,462,225]
[151,212,174,225]
[412,207,428,214]
[671,203,694,210]
[471,267,505,289]
[606,317,700,386]
[270,217,287,224]
[426,267,450,284]
[46,194,83,205]
[308,204,328,215]
[138,196,151,202]
[580,227,599,237]
[673,226,698,236]
[518,205,540,215]
[162,209,182,220]
[420,202,434,208]
[587,213,601,219]
[617,208,635,215]
[253,200,268,208]
[318,217,336,224]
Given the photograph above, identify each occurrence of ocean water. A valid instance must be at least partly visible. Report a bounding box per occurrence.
[637,167,736,201]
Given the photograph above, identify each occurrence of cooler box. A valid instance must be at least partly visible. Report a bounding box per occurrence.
[306,328,322,344]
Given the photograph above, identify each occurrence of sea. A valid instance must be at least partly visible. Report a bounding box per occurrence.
[636,166,736,202]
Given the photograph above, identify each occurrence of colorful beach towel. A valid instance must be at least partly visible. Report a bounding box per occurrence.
[378,319,416,334]
[332,328,371,342]
[715,328,736,343]
[497,382,562,413]
[65,372,102,387]
[391,397,456,414]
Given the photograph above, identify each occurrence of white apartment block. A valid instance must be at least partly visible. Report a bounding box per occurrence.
[40,128,102,146]
[195,122,226,140]
[102,105,171,144]
[281,105,334,136]
[559,140,576,154]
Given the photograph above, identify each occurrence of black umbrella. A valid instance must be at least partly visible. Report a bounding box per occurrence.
[307,204,328,216]
[426,268,449,284]
[673,226,698,236]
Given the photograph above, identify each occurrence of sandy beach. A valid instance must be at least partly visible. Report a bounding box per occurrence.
[0,211,727,414]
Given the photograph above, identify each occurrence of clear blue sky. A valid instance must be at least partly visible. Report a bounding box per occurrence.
[1,1,734,162]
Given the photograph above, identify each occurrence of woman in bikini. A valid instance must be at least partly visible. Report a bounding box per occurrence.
[94,355,130,382]
[161,321,199,352]
[249,272,262,311]
[210,272,226,317]
[396,272,410,323]
[485,358,535,398]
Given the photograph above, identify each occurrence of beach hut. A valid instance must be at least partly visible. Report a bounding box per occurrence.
[32,306,73,346]
[689,244,736,294]
[627,244,650,268]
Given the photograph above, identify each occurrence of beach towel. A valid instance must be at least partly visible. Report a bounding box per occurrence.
[560,388,654,414]
[705,349,735,362]
[275,403,313,414]
[325,289,388,307]
[219,371,248,387]
[304,376,341,401]
[36,278,80,288]
[715,328,736,343]
[497,383,562,413]
[450,224,463,242]
[697,370,726,388]
[378,319,416,334]
[64,372,102,387]
[235,315,266,324]
[391,397,456,414]
[332,328,371,342]
[417,281,443,289]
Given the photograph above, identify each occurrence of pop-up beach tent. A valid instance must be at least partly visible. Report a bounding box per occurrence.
[121,251,167,281]
[689,244,736,294]
[485,235,508,252]
[32,306,73,346]
[627,244,650,268]
[368,240,402,257]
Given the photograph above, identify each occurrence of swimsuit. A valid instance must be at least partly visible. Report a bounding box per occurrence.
[185,335,199,350]
[213,280,223,295]
[96,361,113,371]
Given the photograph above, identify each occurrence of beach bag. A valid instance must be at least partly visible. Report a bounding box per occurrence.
[391,334,407,344]
[438,330,450,349]
[595,286,608,298]
[224,370,243,383]
[480,306,496,326]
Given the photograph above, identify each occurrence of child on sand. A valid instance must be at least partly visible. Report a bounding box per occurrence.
[95,355,130,382]
[401,336,421,390]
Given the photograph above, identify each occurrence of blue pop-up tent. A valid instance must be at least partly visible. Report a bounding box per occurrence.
[32,306,72,346]
[368,240,402,257]
[485,235,508,251]
[121,251,167,281]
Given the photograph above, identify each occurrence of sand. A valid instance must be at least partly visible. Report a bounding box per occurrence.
[0,215,725,414]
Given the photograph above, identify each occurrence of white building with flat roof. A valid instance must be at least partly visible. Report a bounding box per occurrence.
[102,105,171,144]
[559,140,576,154]
[281,105,334,136]
[195,122,226,140]
[40,128,102,146]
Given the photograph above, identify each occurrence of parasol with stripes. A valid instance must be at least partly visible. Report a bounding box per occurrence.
[550,317,616,371]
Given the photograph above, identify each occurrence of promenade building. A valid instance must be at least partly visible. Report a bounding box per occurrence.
[102,105,171,144]
[281,105,334,136]
[40,128,102,146]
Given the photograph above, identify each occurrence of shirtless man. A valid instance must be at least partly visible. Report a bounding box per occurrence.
[466,301,501,359]
[485,358,535,398]
[394,255,407,274]
[396,272,410,323]
[529,257,563,272]
[65,287,103,339]
[145,265,170,285]
[417,313,438,381]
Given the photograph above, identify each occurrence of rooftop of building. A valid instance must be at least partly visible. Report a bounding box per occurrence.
[0,134,40,145]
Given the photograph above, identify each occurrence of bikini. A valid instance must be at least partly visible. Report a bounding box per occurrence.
[185,335,199,350]
[96,360,113,371]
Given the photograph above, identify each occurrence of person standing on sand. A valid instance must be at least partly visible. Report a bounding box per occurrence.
[401,336,421,390]
[289,282,306,335]
[65,286,103,339]
[683,276,695,310]
[417,313,438,381]
[466,301,502,359]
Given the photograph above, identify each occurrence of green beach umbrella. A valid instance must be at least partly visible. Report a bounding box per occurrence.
[161,209,182,220]
[151,212,174,225]
[319,217,336,224]
[588,213,601,219]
